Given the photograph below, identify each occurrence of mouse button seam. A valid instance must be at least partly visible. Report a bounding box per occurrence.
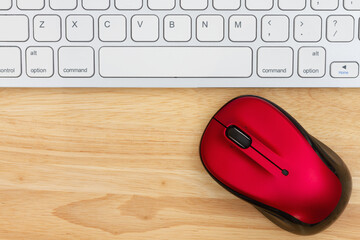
[245,147,282,176]
[213,117,227,128]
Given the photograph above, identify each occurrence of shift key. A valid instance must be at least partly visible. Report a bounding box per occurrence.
[0,15,29,42]
[0,47,21,78]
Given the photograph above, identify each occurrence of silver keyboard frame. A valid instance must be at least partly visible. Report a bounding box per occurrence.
[1,1,360,87]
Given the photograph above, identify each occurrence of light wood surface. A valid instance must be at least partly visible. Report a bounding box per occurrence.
[0,89,359,240]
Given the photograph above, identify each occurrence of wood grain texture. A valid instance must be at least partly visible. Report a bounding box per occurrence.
[0,89,359,240]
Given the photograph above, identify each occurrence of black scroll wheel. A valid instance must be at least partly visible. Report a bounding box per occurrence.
[226,126,252,149]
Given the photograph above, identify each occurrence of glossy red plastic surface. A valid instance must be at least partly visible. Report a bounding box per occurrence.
[200,96,342,224]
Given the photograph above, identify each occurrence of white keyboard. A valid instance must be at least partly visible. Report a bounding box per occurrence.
[0,0,360,87]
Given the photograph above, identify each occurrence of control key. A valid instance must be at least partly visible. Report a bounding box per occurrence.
[0,47,21,78]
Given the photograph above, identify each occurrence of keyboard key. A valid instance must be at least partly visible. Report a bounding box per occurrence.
[50,0,77,10]
[82,0,110,10]
[181,0,208,10]
[298,47,326,78]
[262,15,289,42]
[0,0,11,9]
[246,0,273,10]
[344,0,360,10]
[59,47,94,78]
[311,0,338,10]
[164,15,191,42]
[99,15,126,42]
[294,15,322,42]
[115,0,142,10]
[99,47,252,77]
[0,15,29,42]
[327,16,354,42]
[34,15,61,42]
[0,47,21,78]
[213,0,241,10]
[66,15,94,42]
[197,15,224,42]
[17,0,44,10]
[132,15,159,42]
[279,0,305,10]
[26,47,54,78]
[229,15,257,42]
[148,0,175,10]
[331,62,359,78]
[258,47,293,78]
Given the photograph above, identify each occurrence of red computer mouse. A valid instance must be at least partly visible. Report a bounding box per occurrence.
[200,95,352,235]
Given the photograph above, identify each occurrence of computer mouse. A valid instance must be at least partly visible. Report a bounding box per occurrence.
[200,95,352,235]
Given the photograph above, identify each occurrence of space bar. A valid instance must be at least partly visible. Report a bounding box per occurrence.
[99,47,252,78]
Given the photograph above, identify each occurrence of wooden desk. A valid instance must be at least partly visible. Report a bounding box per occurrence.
[0,89,358,240]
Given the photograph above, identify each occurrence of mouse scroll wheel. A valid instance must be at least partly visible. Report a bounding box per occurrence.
[226,126,252,149]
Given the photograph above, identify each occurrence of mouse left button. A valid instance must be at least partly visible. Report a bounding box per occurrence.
[226,126,252,149]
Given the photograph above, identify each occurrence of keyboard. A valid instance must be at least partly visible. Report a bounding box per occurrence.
[0,0,360,87]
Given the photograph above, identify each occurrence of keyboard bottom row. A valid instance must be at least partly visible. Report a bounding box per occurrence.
[0,46,358,80]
